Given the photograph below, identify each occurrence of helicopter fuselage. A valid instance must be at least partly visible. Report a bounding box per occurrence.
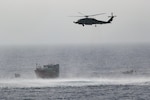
[73,14,115,26]
[74,18,108,26]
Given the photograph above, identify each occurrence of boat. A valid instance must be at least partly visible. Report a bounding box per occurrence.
[14,73,21,78]
[35,64,59,78]
[122,69,136,74]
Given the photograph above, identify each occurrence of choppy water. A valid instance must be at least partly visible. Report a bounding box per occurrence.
[0,45,150,100]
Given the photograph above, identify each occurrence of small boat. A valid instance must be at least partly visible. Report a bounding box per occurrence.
[122,70,136,74]
[35,64,59,78]
[14,73,21,78]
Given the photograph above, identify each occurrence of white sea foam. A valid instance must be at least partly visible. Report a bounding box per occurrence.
[0,77,150,88]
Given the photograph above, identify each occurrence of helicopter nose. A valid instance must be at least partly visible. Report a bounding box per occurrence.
[73,21,78,24]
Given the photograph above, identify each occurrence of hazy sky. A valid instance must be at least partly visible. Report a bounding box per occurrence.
[0,0,150,46]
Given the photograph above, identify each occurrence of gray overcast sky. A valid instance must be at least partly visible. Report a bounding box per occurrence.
[0,0,150,46]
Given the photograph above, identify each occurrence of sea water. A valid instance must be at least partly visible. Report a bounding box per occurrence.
[0,45,150,100]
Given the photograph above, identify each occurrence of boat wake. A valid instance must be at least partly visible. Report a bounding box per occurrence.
[1,77,150,88]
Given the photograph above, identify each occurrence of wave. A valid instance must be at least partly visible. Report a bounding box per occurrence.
[1,77,150,88]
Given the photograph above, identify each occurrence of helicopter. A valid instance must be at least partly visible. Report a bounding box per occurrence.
[73,12,116,27]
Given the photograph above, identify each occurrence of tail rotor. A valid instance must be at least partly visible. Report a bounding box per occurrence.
[108,12,116,18]
[107,12,116,23]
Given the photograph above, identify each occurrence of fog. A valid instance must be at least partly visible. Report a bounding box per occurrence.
[0,0,150,46]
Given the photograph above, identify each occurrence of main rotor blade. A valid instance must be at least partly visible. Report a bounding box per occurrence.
[78,12,105,17]
[89,13,106,17]
[69,13,106,18]
[69,15,85,17]
[78,12,86,16]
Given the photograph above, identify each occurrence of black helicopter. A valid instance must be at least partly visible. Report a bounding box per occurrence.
[73,12,116,27]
